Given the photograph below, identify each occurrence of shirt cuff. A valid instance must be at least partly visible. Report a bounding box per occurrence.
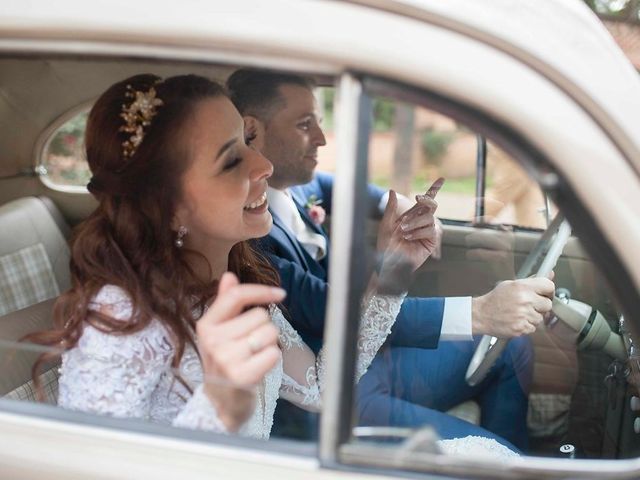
[378,191,390,215]
[440,297,473,341]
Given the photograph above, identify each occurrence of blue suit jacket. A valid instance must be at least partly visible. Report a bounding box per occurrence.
[255,172,445,349]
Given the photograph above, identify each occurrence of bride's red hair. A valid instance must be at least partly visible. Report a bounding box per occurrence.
[25,74,279,390]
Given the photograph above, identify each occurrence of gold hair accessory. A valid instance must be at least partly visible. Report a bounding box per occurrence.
[119,83,164,158]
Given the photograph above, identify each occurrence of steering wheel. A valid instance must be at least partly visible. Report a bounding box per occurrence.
[465,214,572,386]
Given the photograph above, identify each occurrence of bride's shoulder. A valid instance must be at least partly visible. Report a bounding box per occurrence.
[90,284,134,321]
[80,284,171,351]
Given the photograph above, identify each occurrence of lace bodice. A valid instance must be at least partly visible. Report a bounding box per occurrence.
[58,285,404,439]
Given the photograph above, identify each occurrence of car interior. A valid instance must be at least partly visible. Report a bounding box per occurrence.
[0,54,639,464]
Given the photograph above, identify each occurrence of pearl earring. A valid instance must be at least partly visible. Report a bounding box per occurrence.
[175,225,188,248]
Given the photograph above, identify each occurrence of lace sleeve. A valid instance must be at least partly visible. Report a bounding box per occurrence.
[57,286,174,419]
[353,292,406,380]
[172,385,229,433]
[275,293,405,412]
[58,285,227,434]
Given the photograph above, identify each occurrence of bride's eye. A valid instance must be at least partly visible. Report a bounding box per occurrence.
[222,157,242,171]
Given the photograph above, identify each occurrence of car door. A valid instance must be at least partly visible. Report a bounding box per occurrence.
[2,1,640,479]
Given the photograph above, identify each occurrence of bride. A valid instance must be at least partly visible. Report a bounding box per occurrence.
[26,74,516,457]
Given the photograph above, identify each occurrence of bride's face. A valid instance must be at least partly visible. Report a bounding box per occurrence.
[173,96,273,252]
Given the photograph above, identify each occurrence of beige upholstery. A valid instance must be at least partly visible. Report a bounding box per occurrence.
[0,196,71,402]
[0,299,57,396]
[0,196,71,297]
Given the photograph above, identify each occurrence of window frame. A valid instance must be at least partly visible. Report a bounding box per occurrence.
[328,73,640,478]
[0,52,341,476]
[34,99,94,193]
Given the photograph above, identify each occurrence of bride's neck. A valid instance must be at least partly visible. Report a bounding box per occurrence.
[186,245,230,285]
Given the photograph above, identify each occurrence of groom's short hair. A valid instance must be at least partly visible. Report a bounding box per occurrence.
[226,69,315,122]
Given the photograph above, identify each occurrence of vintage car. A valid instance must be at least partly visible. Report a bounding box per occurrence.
[1,0,640,478]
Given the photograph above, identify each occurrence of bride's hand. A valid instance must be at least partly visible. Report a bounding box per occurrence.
[377,178,444,274]
[197,272,285,432]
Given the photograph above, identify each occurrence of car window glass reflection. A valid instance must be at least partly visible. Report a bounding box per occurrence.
[343,93,636,461]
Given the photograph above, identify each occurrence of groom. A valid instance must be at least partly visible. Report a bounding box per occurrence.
[227,69,555,449]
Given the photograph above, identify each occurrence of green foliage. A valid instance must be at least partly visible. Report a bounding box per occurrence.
[48,111,88,156]
[584,0,639,21]
[371,175,479,195]
[319,87,335,131]
[420,128,456,165]
[318,88,397,132]
[43,110,91,187]
[372,98,395,131]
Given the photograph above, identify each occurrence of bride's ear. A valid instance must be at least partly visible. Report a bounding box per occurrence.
[243,115,265,150]
[170,210,186,233]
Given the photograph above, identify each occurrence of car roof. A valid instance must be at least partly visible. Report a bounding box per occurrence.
[1,0,639,171]
[349,0,640,161]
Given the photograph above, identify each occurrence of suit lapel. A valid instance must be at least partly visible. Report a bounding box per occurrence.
[269,208,312,271]
[289,190,330,270]
[290,190,327,237]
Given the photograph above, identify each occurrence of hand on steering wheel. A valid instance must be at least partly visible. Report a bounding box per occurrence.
[465,215,572,386]
[471,276,555,338]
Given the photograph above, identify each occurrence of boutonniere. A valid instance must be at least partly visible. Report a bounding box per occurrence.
[304,194,326,226]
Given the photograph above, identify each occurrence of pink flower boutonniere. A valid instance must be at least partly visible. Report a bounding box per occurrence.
[305,194,326,226]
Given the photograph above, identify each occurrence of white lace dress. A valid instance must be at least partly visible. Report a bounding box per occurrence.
[58,285,519,460]
[58,285,404,439]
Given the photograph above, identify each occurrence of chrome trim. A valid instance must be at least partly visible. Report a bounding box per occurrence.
[340,442,640,480]
[320,73,370,464]
[473,134,486,223]
[352,426,414,439]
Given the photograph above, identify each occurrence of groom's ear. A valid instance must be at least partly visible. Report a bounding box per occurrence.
[243,115,266,151]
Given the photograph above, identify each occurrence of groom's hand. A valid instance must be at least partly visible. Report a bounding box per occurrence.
[471,276,555,338]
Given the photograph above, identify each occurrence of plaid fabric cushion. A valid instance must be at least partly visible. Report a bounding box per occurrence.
[0,243,60,316]
[527,392,571,438]
[5,367,60,405]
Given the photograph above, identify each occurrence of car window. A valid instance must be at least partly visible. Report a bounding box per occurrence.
[1,61,324,455]
[39,107,91,191]
[331,80,640,473]
[317,88,553,229]
[2,59,638,479]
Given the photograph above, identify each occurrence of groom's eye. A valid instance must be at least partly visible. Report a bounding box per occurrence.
[297,120,311,131]
[244,133,257,146]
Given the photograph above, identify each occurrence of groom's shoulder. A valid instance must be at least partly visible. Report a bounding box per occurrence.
[291,172,334,199]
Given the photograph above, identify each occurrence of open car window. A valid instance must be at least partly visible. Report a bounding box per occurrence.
[328,77,640,474]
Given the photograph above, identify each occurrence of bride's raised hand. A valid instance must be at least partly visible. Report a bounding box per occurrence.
[378,178,444,274]
[197,272,285,431]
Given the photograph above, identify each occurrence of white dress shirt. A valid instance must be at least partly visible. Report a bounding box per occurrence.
[267,187,327,261]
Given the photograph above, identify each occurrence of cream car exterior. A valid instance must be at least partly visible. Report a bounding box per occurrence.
[1,0,640,478]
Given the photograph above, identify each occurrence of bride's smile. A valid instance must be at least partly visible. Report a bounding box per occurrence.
[172,96,273,265]
[243,191,268,213]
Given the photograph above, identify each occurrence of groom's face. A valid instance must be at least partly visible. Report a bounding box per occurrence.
[258,84,326,189]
